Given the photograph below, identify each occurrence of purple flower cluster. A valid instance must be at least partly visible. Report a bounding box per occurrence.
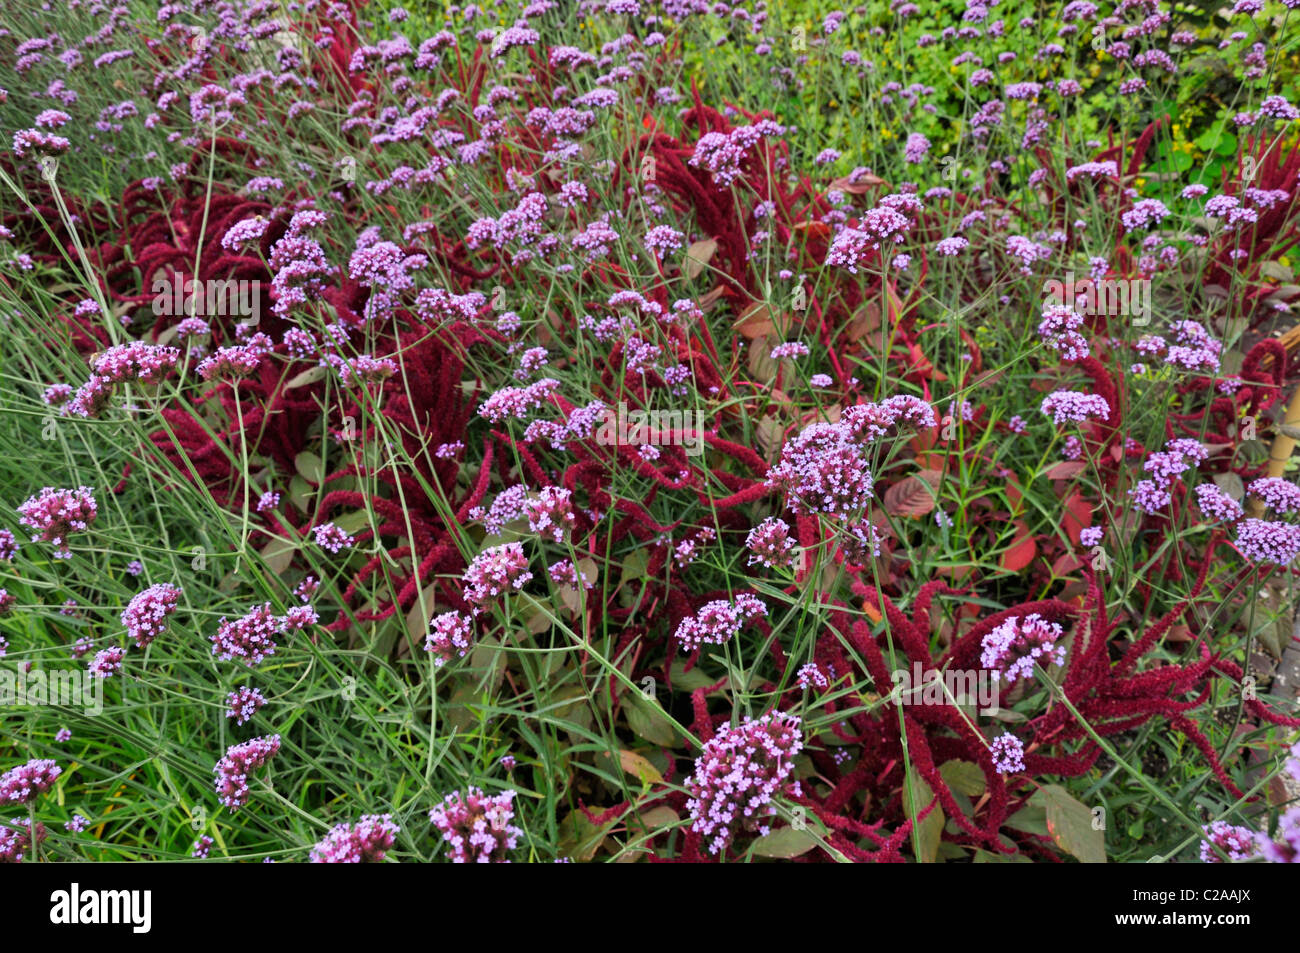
[1,759,61,804]
[196,344,264,381]
[312,522,356,554]
[990,733,1025,774]
[211,603,283,666]
[826,206,912,271]
[1247,478,1300,515]
[1235,518,1300,566]
[687,120,783,187]
[17,486,98,558]
[309,814,400,862]
[1258,806,1300,863]
[1194,484,1244,523]
[225,686,267,725]
[769,341,810,360]
[745,517,799,569]
[685,711,804,855]
[1199,821,1257,862]
[1039,390,1109,426]
[522,486,575,542]
[796,663,829,690]
[1121,198,1171,233]
[213,735,281,811]
[283,605,318,631]
[428,787,523,863]
[121,583,183,648]
[0,818,45,863]
[674,593,768,653]
[477,378,562,422]
[1038,304,1089,361]
[268,213,336,317]
[424,610,475,667]
[463,542,534,607]
[89,342,180,386]
[766,421,874,518]
[980,613,1067,684]
[89,646,126,678]
[333,353,398,386]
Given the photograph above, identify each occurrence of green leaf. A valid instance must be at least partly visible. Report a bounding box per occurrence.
[669,659,726,692]
[973,848,1032,863]
[557,809,614,861]
[283,365,327,389]
[903,768,943,863]
[751,827,819,858]
[288,474,314,512]
[617,749,665,786]
[258,535,297,575]
[294,451,324,484]
[1035,785,1106,864]
[1213,132,1238,157]
[1004,805,1048,836]
[939,760,987,797]
[624,693,678,746]
[330,510,373,535]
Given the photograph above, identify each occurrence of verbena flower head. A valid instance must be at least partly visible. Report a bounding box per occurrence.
[522,487,575,542]
[1200,821,1258,862]
[1038,304,1089,361]
[674,593,768,653]
[0,529,17,561]
[796,663,829,690]
[424,610,474,666]
[685,711,803,855]
[980,613,1066,684]
[312,522,356,554]
[211,603,282,666]
[1258,805,1300,863]
[990,733,1025,774]
[309,814,400,863]
[17,486,97,558]
[283,605,318,631]
[745,517,799,569]
[1,759,61,804]
[1247,478,1300,516]
[767,421,874,518]
[0,818,45,863]
[196,345,263,380]
[89,342,180,386]
[1194,484,1243,523]
[213,735,281,811]
[1235,519,1300,566]
[463,543,533,607]
[428,787,522,863]
[225,686,266,725]
[1039,390,1109,426]
[88,646,126,678]
[121,583,182,648]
